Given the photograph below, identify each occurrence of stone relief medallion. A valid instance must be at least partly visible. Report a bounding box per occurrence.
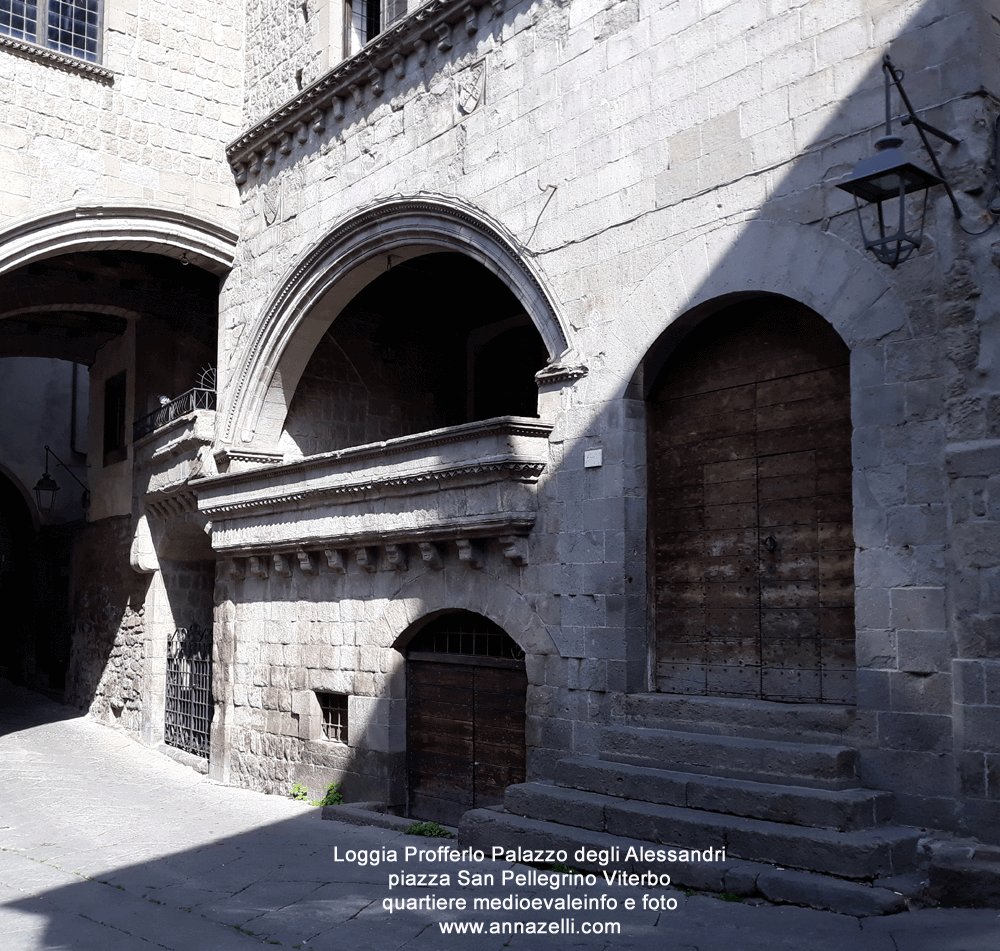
[457,61,486,116]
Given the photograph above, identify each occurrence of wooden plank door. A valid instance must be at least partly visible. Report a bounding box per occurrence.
[406,614,527,823]
[649,300,855,703]
[406,659,476,825]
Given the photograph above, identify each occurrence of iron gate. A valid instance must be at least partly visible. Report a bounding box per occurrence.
[165,622,213,758]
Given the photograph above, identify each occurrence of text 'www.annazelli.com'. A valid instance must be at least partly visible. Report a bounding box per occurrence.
[438,919,621,935]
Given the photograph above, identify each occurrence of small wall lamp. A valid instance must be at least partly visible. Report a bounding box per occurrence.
[837,55,962,268]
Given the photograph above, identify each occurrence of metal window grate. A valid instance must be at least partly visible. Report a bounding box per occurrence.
[407,613,525,660]
[317,692,348,743]
[165,622,213,759]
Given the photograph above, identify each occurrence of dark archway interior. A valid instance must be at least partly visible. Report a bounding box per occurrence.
[0,475,38,683]
[0,250,220,699]
[285,252,549,455]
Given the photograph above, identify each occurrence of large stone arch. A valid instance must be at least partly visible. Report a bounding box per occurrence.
[0,203,238,278]
[218,196,573,450]
[368,566,558,685]
[615,219,910,397]
[608,219,913,693]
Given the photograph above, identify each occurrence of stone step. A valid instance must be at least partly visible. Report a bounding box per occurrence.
[555,756,894,832]
[600,725,859,789]
[459,809,908,917]
[501,782,919,880]
[613,693,876,746]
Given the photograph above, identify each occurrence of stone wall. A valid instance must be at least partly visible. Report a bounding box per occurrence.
[66,516,151,722]
[209,0,1000,843]
[0,0,243,227]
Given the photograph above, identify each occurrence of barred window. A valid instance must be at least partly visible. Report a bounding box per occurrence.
[317,692,349,743]
[1,0,102,62]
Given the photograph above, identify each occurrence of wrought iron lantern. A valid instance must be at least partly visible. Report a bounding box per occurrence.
[32,466,59,514]
[837,55,962,268]
[34,444,89,515]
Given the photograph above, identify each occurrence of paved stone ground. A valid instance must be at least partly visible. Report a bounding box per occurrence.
[1,681,999,950]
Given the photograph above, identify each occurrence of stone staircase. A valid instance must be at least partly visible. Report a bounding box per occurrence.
[460,695,925,916]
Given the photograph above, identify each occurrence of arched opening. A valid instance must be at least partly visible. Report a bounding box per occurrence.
[219,197,571,451]
[283,252,548,455]
[0,248,221,709]
[405,611,527,824]
[647,296,855,704]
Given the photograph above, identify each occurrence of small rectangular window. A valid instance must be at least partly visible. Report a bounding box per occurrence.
[103,370,127,466]
[317,692,348,743]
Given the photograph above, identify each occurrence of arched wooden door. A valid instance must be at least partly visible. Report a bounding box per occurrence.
[406,612,527,824]
[648,298,855,703]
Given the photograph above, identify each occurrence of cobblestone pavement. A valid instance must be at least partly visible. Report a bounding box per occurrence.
[1,681,999,951]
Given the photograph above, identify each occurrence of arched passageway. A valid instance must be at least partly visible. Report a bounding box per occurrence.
[0,473,37,683]
[647,296,855,704]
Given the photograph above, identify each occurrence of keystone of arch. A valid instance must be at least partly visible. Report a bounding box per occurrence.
[0,203,238,277]
[219,195,573,450]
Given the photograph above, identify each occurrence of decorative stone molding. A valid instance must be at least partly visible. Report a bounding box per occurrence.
[0,205,237,279]
[418,541,443,570]
[297,550,318,576]
[145,492,199,521]
[272,553,293,578]
[249,555,269,579]
[196,418,548,568]
[224,557,246,581]
[217,196,574,448]
[129,514,158,574]
[536,357,589,386]
[225,0,499,176]
[323,548,347,573]
[498,534,529,567]
[385,544,408,571]
[213,448,285,474]
[457,538,485,569]
[0,33,114,83]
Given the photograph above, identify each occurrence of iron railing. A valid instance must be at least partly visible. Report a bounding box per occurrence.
[133,388,216,442]
[165,622,213,759]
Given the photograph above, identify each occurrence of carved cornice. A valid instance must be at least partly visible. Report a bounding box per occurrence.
[209,416,552,489]
[145,491,199,521]
[214,447,286,473]
[200,459,545,516]
[535,362,589,385]
[226,0,500,178]
[211,515,535,561]
[135,410,215,462]
[0,34,114,83]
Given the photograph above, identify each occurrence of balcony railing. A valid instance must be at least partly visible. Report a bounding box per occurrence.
[133,388,216,442]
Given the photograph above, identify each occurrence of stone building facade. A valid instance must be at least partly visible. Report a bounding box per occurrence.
[4,0,1000,902]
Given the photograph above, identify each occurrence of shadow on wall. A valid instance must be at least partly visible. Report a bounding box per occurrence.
[65,517,152,718]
